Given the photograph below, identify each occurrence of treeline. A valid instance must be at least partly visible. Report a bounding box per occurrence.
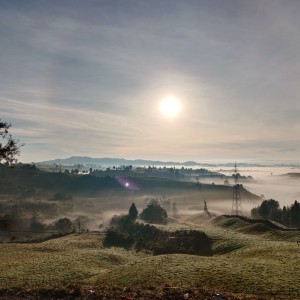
[0,213,75,241]
[251,199,300,228]
[0,163,121,196]
[103,204,212,256]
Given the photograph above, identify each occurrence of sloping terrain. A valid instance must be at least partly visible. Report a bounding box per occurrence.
[0,164,260,202]
[0,218,299,299]
[212,215,300,241]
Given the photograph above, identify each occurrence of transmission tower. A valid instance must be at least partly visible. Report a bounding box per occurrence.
[231,162,242,216]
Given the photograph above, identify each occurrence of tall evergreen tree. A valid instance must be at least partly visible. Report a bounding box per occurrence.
[290,200,300,227]
[128,202,138,220]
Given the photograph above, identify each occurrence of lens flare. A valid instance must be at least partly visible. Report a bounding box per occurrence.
[116,176,140,191]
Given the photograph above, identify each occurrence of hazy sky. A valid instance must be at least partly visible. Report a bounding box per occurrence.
[1,0,300,163]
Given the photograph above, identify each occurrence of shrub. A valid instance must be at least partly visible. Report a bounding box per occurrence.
[140,203,168,224]
[103,230,134,249]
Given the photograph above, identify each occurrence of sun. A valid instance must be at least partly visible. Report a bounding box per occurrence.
[159,96,182,118]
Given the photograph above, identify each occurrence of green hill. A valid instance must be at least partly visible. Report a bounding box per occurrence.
[212,215,300,241]
[0,218,299,299]
[0,164,260,201]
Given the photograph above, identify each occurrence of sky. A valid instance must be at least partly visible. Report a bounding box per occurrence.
[1,0,300,164]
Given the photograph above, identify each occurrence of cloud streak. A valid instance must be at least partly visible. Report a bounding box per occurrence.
[1,0,300,163]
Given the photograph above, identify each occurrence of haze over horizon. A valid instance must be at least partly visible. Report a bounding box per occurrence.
[1,0,300,164]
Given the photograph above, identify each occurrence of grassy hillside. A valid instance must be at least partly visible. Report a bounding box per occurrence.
[212,215,300,240]
[0,164,260,201]
[0,217,299,299]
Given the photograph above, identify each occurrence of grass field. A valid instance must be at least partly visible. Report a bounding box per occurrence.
[0,216,299,299]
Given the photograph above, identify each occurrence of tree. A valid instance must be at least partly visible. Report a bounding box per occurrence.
[54,218,73,233]
[140,202,168,224]
[0,215,16,231]
[128,202,138,220]
[0,119,23,164]
[251,199,300,228]
[29,216,45,232]
[257,199,280,219]
[290,200,300,227]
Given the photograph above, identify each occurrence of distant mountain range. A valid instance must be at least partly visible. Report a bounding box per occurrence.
[37,156,264,167]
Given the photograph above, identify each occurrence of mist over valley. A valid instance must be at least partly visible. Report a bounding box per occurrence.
[1,0,300,298]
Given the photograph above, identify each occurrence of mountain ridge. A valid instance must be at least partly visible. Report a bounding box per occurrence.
[37,156,264,167]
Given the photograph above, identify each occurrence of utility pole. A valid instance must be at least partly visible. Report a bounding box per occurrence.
[231,162,242,216]
[204,200,211,218]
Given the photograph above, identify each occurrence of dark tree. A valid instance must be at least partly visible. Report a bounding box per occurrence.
[128,202,138,220]
[251,199,300,228]
[140,202,168,224]
[257,199,280,219]
[0,215,16,231]
[290,200,300,227]
[54,218,73,233]
[29,211,45,232]
[29,219,45,232]
[0,120,23,164]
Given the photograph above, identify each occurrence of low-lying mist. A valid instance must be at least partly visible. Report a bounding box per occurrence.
[206,166,300,207]
[1,165,298,240]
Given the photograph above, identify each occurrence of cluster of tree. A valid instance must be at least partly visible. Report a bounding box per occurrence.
[251,199,300,227]
[92,165,233,182]
[0,213,74,241]
[140,199,168,224]
[110,200,168,226]
[231,173,254,181]
[104,204,212,256]
[29,215,73,233]
[0,162,122,196]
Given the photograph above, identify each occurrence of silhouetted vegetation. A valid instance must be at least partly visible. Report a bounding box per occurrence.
[104,205,212,255]
[53,218,73,233]
[0,120,23,164]
[103,223,212,255]
[0,211,74,241]
[0,163,121,196]
[128,202,138,220]
[251,199,300,227]
[140,199,168,224]
[0,214,16,231]
[104,221,212,255]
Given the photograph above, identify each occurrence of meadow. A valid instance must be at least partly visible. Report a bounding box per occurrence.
[0,215,299,299]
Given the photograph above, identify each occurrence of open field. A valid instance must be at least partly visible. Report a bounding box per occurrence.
[0,215,299,299]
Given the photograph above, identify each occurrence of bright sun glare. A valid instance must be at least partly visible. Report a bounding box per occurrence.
[159,96,182,118]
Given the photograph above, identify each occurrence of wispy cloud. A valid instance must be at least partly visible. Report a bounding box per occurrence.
[1,0,300,162]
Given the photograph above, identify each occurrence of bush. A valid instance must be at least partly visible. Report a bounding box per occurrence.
[103,230,134,249]
[104,222,212,256]
[140,203,168,224]
[53,218,73,233]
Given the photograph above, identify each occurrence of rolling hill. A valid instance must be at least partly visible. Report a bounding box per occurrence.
[0,164,260,202]
[0,215,299,299]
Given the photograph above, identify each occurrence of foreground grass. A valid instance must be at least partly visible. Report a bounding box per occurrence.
[0,234,147,290]
[97,221,300,297]
[0,221,299,299]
